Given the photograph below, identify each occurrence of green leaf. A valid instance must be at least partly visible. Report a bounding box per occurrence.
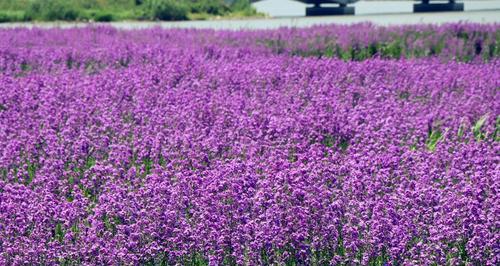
[457,120,466,138]
[26,161,36,185]
[493,116,500,142]
[288,147,298,163]
[339,137,350,152]
[321,134,335,148]
[71,223,79,234]
[426,129,444,151]
[143,157,152,176]
[473,114,488,141]
[85,156,96,170]
[324,46,334,58]
[55,223,65,243]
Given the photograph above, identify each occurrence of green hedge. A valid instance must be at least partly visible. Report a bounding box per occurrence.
[25,0,80,21]
[143,0,189,21]
[0,0,256,22]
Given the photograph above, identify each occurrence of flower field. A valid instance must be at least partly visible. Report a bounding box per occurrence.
[0,24,499,265]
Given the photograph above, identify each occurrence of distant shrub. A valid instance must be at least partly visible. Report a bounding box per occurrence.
[229,0,258,17]
[0,13,11,23]
[0,11,25,23]
[25,0,80,21]
[144,0,189,21]
[93,12,114,22]
[229,0,253,11]
[190,0,229,16]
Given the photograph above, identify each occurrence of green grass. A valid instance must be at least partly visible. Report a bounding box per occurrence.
[472,114,489,141]
[426,128,444,152]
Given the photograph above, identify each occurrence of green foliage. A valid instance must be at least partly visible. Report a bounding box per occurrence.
[323,46,335,58]
[54,222,65,243]
[25,0,81,21]
[84,157,96,170]
[379,39,403,58]
[92,11,115,22]
[0,10,25,22]
[230,0,253,11]
[493,116,500,142]
[321,133,350,152]
[181,252,208,266]
[457,121,466,139]
[339,137,350,152]
[322,134,335,148]
[26,160,36,185]
[102,214,121,236]
[0,0,30,10]
[186,0,255,16]
[189,0,228,16]
[455,114,497,143]
[143,157,152,175]
[426,128,444,152]
[288,147,298,163]
[369,248,390,266]
[143,0,189,21]
[0,0,256,22]
[472,114,488,141]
